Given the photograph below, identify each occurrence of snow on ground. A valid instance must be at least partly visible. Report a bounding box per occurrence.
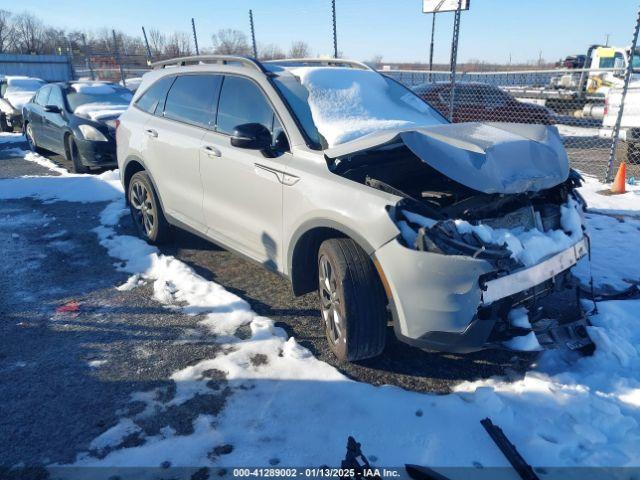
[290,67,444,147]
[572,175,640,291]
[2,139,640,470]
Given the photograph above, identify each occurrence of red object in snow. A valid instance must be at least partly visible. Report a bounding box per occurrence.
[56,301,80,313]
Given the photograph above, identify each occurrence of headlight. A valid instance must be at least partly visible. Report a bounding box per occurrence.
[78,124,108,142]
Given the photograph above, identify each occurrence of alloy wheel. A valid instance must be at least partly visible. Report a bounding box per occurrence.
[130,180,155,237]
[319,254,343,345]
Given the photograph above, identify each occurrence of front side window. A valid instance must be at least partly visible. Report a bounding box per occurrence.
[135,76,176,115]
[216,76,277,136]
[163,74,221,128]
[35,86,51,106]
[48,87,64,109]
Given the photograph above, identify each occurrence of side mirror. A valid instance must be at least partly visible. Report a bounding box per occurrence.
[44,104,62,114]
[230,123,272,150]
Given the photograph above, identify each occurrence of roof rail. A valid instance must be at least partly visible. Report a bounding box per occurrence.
[151,55,266,72]
[265,58,373,71]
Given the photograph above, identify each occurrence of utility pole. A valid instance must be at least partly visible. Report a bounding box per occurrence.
[191,18,200,55]
[448,0,463,122]
[112,29,126,88]
[605,33,610,46]
[141,26,153,64]
[249,10,258,58]
[332,0,338,58]
[428,13,436,81]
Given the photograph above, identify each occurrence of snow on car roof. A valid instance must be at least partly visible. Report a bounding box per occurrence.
[5,77,45,91]
[289,67,444,147]
[70,82,117,94]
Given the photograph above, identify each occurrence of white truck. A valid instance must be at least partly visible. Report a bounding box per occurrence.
[600,82,640,164]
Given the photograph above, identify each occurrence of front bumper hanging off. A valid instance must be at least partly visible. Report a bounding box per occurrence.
[374,237,590,353]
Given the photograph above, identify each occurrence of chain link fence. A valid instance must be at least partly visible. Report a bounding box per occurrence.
[385,66,639,182]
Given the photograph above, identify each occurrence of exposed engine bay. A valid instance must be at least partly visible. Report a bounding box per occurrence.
[328,142,593,353]
[329,143,586,270]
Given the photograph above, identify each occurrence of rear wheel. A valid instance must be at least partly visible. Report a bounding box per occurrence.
[128,171,170,244]
[68,136,89,174]
[317,238,388,362]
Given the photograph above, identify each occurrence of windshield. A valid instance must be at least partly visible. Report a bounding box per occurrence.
[272,67,447,149]
[65,83,133,111]
[633,52,640,71]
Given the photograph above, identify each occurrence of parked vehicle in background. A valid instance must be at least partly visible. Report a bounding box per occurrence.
[121,77,143,93]
[0,76,46,132]
[117,55,591,362]
[600,82,640,164]
[22,81,132,172]
[413,82,554,124]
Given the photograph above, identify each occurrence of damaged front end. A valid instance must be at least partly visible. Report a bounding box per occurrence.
[328,122,594,353]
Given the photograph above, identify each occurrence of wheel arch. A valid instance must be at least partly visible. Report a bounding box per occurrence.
[287,219,377,297]
[122,156,167,213]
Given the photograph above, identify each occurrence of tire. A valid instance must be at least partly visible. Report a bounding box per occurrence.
[0,114,10,132]
[68,136,90,174]
[317,238,388,362]
[24,122,44,154]
[128,171,170,244]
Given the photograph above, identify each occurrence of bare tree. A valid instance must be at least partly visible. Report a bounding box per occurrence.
[259,43,285,60]
[165,32,192,58]
[147,28,166,58]
[12,12,47,54]
[288,40,309,58]
[211,29,250,55]
[0,10,13,53]
[367,54,383,68]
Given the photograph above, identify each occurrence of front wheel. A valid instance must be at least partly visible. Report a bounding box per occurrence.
[317,238,388,362]
[68,136,89,174]
[128,171,170,244]
[25,122,44,154]
[0,114,10,132]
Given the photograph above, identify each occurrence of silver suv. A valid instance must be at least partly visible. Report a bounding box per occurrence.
[117,55,592,361]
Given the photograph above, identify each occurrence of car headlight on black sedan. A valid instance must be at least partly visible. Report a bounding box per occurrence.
[78,124,109,142]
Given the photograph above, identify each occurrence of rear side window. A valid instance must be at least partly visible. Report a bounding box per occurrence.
[135,76,175,115]
[216,76,276,135]
[163,74,221,128]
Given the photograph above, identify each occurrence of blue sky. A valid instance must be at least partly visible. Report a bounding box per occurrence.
[14,0,640,63]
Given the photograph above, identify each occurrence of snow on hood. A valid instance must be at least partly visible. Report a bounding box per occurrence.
[71,83,117,94]
[4,91,35,111]
[74,103,128,122]
[3,78,44,111]
[327,122,570,194]
[289,67,444,147]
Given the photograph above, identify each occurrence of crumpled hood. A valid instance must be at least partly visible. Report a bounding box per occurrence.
[74,103,128,122]
[325,122,570,194]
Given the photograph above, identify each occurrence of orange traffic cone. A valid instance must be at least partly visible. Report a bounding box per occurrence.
[611,162,627,194]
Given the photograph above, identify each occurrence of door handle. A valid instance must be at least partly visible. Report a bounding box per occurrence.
[145,128,158,138]
[202,145,221,157]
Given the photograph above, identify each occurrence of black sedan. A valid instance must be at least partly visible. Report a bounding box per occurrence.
[22,81,132,173]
